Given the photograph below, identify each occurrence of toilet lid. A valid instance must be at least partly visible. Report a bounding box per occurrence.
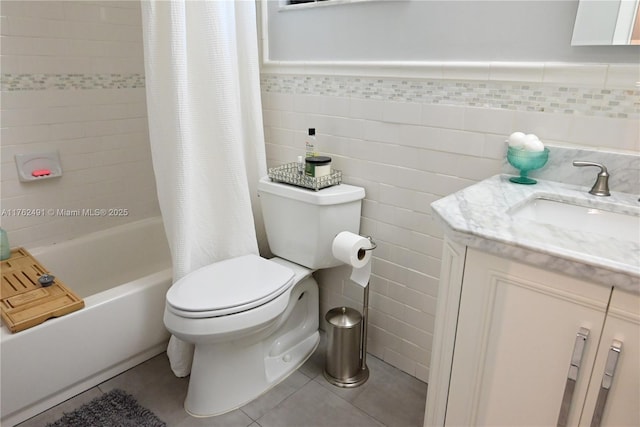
[166,254,294,316]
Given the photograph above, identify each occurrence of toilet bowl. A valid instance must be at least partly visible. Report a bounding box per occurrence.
[164,255,319,417]
[164,177,365,417]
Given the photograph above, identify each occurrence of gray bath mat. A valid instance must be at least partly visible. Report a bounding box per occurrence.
[46,389,166,427]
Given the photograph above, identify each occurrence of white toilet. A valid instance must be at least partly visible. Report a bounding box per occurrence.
[163,176,365,417]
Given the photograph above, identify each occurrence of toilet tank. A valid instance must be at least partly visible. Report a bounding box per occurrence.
[258,177,365,269]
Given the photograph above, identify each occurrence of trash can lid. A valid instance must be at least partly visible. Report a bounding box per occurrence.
[326,307,362,328]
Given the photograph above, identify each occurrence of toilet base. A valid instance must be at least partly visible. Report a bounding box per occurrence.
[185,332,319,418]
[183,276,319,417]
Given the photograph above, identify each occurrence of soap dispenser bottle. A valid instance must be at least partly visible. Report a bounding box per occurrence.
[0,228,11,260]
[305,128,316,157]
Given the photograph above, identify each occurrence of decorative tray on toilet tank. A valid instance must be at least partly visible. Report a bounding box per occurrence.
[268,162,342,191]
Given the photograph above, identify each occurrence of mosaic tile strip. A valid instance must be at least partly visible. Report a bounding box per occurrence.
[261,74,640,119]
[1,73,145,91]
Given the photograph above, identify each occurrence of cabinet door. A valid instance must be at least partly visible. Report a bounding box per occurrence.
[446,249,611,427]
[580,289,640,427]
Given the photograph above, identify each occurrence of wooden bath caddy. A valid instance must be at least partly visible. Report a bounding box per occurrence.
[1,248,84,333]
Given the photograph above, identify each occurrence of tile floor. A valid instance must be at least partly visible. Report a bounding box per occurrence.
[17,334,427,427]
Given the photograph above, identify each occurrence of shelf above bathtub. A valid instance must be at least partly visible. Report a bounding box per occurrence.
[1,248,84,333]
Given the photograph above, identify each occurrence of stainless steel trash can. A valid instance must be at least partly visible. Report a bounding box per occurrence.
[324,306,369,387]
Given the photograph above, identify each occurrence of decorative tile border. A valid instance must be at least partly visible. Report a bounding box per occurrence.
[261,73,640,119]
[1,73,145,91]
[4,71,637,119]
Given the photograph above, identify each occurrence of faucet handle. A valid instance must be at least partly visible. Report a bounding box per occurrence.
[572,161,610,196]
[572,161,608,174]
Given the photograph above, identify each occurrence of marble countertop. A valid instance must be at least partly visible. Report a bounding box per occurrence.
[431,174,640,293]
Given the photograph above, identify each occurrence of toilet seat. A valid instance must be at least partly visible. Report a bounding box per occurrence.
[166,254,294,319]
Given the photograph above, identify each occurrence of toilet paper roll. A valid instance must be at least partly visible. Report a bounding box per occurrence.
[331,231,373,288]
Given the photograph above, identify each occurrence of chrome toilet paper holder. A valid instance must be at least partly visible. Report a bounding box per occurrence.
[363,236,377,251]
[325,235,376,388]
[356,236,376,261]
[358,235,376,384]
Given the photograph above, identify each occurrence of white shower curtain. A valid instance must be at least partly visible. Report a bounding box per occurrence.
[141,0,267,377]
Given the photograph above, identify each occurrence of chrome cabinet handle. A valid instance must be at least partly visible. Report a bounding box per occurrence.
[557,327,590,427]
[590,340,623,427]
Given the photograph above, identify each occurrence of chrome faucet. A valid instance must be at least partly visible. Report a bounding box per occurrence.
[572,161,610,196]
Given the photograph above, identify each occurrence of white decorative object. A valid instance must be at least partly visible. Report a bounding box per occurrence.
[507,131,526,148]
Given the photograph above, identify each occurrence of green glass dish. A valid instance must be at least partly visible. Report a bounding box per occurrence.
[507,147,549,185]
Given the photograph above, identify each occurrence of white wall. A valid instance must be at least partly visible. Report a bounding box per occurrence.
[0,1,159,248]
[260,0,640,382]
[266,0,640,62]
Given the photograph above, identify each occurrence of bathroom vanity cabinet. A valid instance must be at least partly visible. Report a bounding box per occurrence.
[424,173,640,427]
[441,245,639,427]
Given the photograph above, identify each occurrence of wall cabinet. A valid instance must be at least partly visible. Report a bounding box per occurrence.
[428,245,639,427]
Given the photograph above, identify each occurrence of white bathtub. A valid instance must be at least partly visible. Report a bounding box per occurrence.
[1,217,172,426]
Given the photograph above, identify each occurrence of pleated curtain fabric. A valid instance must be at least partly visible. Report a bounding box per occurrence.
[141,0,268,377]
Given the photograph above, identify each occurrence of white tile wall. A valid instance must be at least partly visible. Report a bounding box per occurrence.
[0,1,158,248]
[261,72,640,382]
[0,1,144,74]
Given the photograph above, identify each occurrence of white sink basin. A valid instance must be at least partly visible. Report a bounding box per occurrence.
[511,198,640,243]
